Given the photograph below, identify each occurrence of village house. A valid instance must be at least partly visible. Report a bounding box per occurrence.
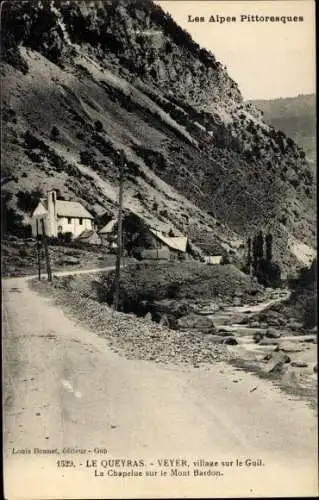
[204,255,223,265]
[98,214,189,260]
[31,190,95,238]
[99,219,117,246]
[75,229,101,245]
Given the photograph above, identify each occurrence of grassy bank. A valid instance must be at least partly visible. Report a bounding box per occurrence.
[96,261,264,314]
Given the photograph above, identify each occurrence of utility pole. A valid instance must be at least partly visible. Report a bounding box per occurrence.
[113,150,125,311]
[41,219,52,282]
[36,219,41,280]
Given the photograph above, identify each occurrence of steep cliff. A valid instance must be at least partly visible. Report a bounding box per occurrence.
[1,0,316,268]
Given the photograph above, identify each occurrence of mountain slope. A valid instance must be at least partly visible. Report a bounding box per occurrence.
[247,94,316,165]
[1,0,316,269]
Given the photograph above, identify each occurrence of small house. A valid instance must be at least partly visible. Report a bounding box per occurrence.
[131,227,188,260]
[204,255,223,265]
[31,190,94,238]
[99,219,117,246]
[76,229,101,246]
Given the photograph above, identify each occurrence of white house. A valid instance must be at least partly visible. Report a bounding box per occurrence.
[31,190,94,238]
[204,255,223,265]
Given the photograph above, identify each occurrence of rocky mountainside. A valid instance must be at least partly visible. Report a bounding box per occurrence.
[247,94,316,166]
[1,0,316,269]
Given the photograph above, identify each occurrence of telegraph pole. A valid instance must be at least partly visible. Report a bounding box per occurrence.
[113,150,125,311]
[41,219,52,282]
[36,219,41,280]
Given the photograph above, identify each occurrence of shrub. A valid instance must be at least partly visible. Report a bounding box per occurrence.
[256,259,281,288]
[94,120,104,132]
[50,126,60,141]
[16,187,43,215]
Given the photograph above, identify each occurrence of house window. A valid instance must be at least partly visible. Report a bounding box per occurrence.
[68,217,72,224]
[79,218,83,225]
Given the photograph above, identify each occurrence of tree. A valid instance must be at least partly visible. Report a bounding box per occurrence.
[256,230,264,259]
[266,233,273,262]
[247,237,252,273]
[50,126,60,141]
[252,235,259,275]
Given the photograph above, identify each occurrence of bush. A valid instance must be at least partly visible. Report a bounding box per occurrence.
[50,126,60,141]
[256,259,281,288]
[94,120,104,132]
[16,188,43,215]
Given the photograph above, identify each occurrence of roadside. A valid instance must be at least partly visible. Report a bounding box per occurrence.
[29,271,317,408]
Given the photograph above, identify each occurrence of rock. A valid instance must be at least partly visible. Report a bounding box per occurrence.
[177,313,215,332]
[277,317,287,326]
[250,321,260,328]
[267,318,281,327]
[238,316,249,325]
[216,329,234,337]
[159,314,170,327]
[291,361,308,368]
[303,337,316,344]
[234,290,244,298]
[259,338,279,346]
[233,297,242,306]
[223,337,238,345]
[259,322,268,329]
[265,328,281,339]
[144,312,153,322]
[253,332,264,343]
[288,320,303,331]
[263,352,291,364]
[280,342,303,353]
[268,361,288,375]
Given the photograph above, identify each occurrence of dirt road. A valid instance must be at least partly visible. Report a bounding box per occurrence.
[2,275,318,499]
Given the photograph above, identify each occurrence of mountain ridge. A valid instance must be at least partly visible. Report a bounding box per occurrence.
[247,94,316,165]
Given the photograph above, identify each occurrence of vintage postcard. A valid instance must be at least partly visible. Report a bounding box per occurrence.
[2,0,317,498]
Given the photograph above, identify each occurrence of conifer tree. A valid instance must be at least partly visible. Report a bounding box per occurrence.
[266,233,273,262]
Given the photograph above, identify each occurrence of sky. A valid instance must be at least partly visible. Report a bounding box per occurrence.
[156,1,316,100]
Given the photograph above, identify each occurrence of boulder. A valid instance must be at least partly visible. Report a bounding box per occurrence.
[259,322,268,329]
[176,313,215,333]
[291,361,308,368]
[259,338,279,346]
[267,361,288,375]
[253,332,264,343]
[263,352,291,364]
[144,312,153,322]
[216,329,235,337]
[267,318,282,328]
[250,321,260,328]
[159,314,170,327]
[280,342,303,353]
[233,297,242,307]
[288,320,303,331]
[265,328,281,339]
[223,337,238,345]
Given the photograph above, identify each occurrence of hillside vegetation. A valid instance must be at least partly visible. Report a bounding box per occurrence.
[1,0,316,269]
